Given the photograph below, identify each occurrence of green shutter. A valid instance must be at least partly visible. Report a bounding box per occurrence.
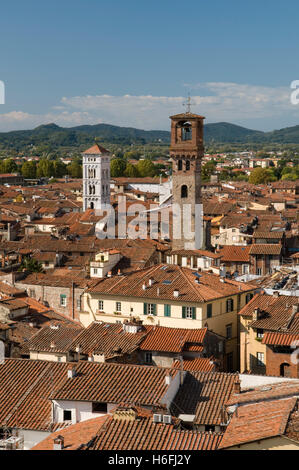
[192,307,196,320]
[164,304,171,317]
[182,306,186,319]
[144,303,148,315]
[153,304,157,316]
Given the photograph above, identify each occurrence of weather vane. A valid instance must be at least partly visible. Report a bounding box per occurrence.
[183,94,196,114]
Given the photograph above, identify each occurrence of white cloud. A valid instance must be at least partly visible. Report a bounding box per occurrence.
[0,82,298,131]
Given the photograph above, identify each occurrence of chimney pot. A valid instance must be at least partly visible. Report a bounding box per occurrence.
[53,435,64,451]
[67,365,76,379]
[165,374,171,386]
[234,379,241,394]
[292,304,299,315]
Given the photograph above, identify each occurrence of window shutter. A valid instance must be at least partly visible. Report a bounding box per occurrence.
[182,306,186,319]
[231,299,234,311]
[164,304,171,317]
[192,307,196,320]
[153,304,157,316]
[144,303,148,315]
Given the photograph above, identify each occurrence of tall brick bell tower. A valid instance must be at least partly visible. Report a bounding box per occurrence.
[170,108,205,251]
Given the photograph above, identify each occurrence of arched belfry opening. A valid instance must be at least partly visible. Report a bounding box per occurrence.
[181,185,188,198]
[176,121,192,142]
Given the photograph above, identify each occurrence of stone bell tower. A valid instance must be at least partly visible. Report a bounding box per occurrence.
[82,143,111,212]
[170,106,205,251]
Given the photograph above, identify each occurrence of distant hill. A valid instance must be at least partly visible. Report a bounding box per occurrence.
[1,121,299,150]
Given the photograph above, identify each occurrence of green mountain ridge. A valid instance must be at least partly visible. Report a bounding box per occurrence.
[1,121,299,151]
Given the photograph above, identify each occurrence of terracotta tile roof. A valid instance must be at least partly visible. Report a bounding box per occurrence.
[171,371,238,426]
[219,397,297,448]
[203,202,235,216]
[173,357,216,372]
[218,245,251,263]
[253,230,284,239]
[33,411,223,451]
[68,321,149,358]
[0,359,180,432]
[238,292,299,332]
[139,326,207,353]
[0,281,25,296]
[52,361,178,405]
[0,359,69,431]
[227,381,299,407]
[32,251,57,262]
[26,323,83,353]
[262,331,299,346]
[170,249,221,259]
[83,144,110,155]
[87,265,255,303]
[0,298,28,311]
[32,415,109,450]
[249,244,282,255]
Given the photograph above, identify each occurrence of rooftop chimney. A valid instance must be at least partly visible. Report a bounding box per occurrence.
[173,289,179,298]
[142,283,147,290]
[53,435,64,451]
[292,304,299,315]
[148,278,154,287]
[273,291,280,298]
[233,379,241,394]
[165,374,171,386]
[252,307,260,322]
[107,271,112,278]
[67,365,76,379]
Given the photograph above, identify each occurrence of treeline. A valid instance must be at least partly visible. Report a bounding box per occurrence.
[0,158,82,179]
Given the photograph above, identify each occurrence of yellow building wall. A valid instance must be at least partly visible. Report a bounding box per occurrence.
[240,316,267,373]
[81,289,256,370]
[226,436,299,450]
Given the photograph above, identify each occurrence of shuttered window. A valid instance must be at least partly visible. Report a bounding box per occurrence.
[164,304,171,317]
[144,303,157,316]
[182,306,196,319]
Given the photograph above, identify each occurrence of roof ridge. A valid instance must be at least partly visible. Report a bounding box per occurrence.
[179,267,205,302]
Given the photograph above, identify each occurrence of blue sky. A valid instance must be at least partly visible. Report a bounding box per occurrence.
[0,0,299,131]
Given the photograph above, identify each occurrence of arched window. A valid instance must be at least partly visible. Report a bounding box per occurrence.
[186,160,190,171]
[178,160,182,171]
[181,185,188,198]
